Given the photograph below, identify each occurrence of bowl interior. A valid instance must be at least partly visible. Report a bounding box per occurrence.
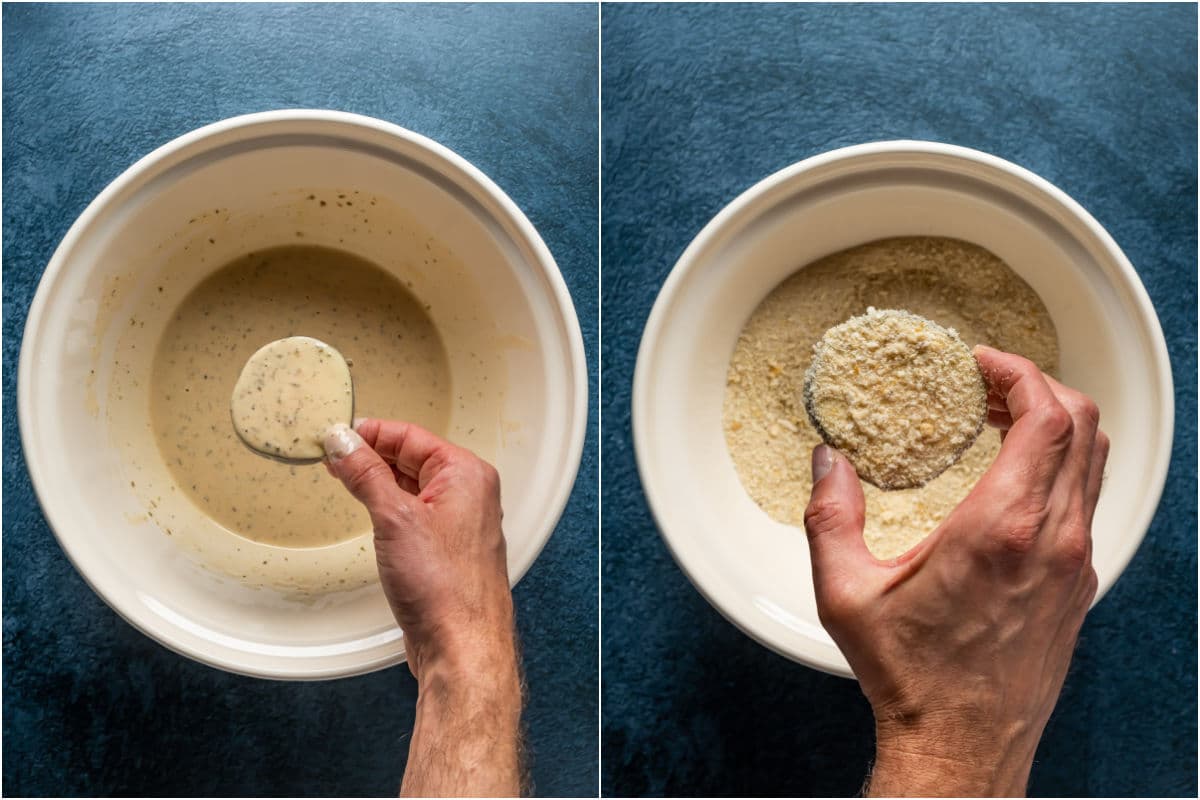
[21,114,584,678]
[635,145,1172,676]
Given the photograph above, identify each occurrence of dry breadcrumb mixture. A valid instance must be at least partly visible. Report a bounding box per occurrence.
[803,308,987,491]
[723,237,1058,559]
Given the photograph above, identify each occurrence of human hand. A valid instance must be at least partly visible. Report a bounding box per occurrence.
[325,419,522,797]
[323,419,514,681]
[803,345,1108,797]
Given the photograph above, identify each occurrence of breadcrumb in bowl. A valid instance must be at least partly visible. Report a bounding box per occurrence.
[722,236,1055,560]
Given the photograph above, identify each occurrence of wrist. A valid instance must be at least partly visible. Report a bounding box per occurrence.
[870,715,1037,797]
[405,588,517,679]
[410,614,521,702]
[411,631,523,757]
[404,625,524,797]
[422,636,519,691]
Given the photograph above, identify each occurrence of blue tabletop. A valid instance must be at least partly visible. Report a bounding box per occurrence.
[3,4,597,796]
[601,4,1196,797]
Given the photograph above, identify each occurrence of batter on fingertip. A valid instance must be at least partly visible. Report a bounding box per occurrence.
[324,422,363,461]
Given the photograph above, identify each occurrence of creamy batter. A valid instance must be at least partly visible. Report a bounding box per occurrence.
[151,245,450,548]
[231,336,354,462]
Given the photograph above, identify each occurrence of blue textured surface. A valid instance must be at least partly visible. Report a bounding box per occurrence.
[3,4,597,796]
[601,4,1196,797]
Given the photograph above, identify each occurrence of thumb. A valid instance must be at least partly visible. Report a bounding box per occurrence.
[324,423,409,519]
[803,445,870,577]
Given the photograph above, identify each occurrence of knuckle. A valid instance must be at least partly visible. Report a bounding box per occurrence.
[1032,403,1075,448]
[991,506,1047,555]
[481,461,501,490]
[1080,398,1101,429]
[1062,393,1100,429]
[1052,522,1091,570]
[344,459,393,496]
[999,522,1039,555]
[804,497,863,538]
[464,454,500,490]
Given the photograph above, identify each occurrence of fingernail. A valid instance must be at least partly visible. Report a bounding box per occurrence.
[351,417,366,431]
[812,445,836,483]
[324,423,362,461]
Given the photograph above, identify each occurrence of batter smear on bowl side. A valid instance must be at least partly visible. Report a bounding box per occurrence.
[723,237,1058,559]
[803,308,987,491]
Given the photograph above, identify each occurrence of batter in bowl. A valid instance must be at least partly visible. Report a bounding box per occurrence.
[150,245,451,548]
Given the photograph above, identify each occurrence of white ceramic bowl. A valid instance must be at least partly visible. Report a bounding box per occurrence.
[19,110,587,679]
[633,141,1173,677]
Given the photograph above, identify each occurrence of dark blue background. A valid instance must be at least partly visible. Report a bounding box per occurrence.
[602,4,1196,797]
[3,4,597,796]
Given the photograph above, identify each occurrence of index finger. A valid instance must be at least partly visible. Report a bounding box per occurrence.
[353,418,457,487]
[973,345,1075,493]
[975,345,1060,421]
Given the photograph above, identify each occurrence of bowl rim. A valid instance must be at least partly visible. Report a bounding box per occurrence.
[632,139,1175,676]
[18,109,589,680]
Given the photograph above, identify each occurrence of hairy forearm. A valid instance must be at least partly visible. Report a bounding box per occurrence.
[401,642,524,798]
[865,719,1038,797]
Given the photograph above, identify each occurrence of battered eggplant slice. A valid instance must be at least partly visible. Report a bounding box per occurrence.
[803,308,987,490]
